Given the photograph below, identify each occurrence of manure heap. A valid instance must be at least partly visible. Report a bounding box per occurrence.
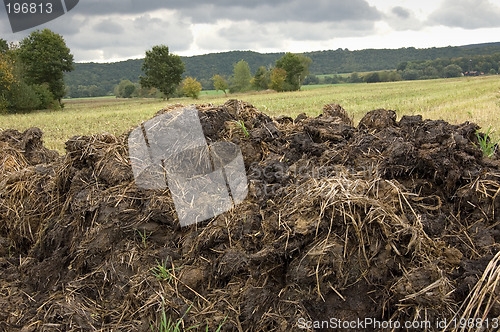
[0,100,499,331]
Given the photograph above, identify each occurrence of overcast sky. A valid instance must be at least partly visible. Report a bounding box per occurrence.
[1,0,500,62]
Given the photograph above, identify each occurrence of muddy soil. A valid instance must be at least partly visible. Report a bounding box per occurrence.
[0,100,499,331]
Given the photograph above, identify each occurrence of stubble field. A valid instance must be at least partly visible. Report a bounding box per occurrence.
[0,75,499,152]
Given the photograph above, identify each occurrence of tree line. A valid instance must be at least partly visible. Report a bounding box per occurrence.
[123,45,312,100]
[301,52,500,85]
[0,29,73,113]
[395,53,500,80]
[65,42,500,98]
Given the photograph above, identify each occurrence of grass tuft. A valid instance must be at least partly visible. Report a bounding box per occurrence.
[151,260,180,282]
[234,120,250,137]
[476,127,498,158]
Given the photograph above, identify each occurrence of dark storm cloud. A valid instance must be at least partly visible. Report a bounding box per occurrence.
[75,0,381,23]
[428,0,500,29]
[0,0,382,61]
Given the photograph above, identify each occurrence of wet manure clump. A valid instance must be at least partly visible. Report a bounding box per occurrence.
[0,100,499,331]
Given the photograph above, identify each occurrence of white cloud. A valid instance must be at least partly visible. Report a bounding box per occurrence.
[0,0,499,62]
[384,6,424,31]
[428,0,500,29]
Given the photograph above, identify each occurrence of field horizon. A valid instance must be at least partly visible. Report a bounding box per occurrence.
[1,75,499,153]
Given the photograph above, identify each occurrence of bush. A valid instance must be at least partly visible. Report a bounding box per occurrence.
[443,64,463,78]
[182,77,202,99]
[32,83,54,109]
[3,81,56,112]
[114,80,136,98]
[8,81,41,112]
[348,72,363,83]
[269,68,287,92]
[363,72,380,83]
[402,69,421,80]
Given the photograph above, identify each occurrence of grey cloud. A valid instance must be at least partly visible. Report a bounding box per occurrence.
[67,14,193,61]
[197,18,376,52]
[283,20,377,41]
[428,0,500,29]
[93,20,123,34]
[197,21,283,51]
[185,0,381,24]
[391,6,410,19]
[384,6,423,31]
[73,0,381,23]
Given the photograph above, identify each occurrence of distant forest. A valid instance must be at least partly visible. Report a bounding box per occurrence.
[64,42,500,98]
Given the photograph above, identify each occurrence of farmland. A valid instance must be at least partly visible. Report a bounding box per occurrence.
[1,74,499,331]
[0,75,499,153]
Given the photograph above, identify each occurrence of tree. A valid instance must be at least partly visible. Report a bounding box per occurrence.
[212,74,228,95]
[303,74,319,85]
[0,39,8,54]
[348,72,363,83]
[182,77,202,99]
[443,64,463,78]
[230,60,252,93]
[114,80,136,98]
[0,53,16,112]
[140,45,184,100]
[269,68,287,92]
[423,66,439,79]
[252,66,271,90]
[402,69,420,80]
[297,54,312,84]
[17,29,74,104]
[363,72,380,83]
[276,53,311,91]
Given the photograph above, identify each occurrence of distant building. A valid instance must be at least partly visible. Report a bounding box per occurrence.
[464,71,484,76]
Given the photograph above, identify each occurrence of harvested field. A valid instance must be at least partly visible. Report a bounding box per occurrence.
[0,100,499,331]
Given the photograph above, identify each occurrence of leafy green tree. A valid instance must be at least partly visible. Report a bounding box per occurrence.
[7,81,41,111]
[276,53,311,91]
[114,80,136,98]
[423,66,439,79]
[269,68,287,92]
[212,74,228,95]
[348,72,363,83]
[402,69,420,80]
[443,64,463,78]
[298,54,312,84]
[17,29,74,104]
[363,72,380,83]
[0,53,16,112]
[140,45,184,100]
[182,76,202,99]
[0,39,8,54]
[252,66,271,90]
[230,60,252,93]
[303,74,319,85]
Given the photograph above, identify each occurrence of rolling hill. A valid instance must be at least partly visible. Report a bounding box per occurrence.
[64,42,500,97]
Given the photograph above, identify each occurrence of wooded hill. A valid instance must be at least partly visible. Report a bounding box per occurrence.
[65,42,500,98]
